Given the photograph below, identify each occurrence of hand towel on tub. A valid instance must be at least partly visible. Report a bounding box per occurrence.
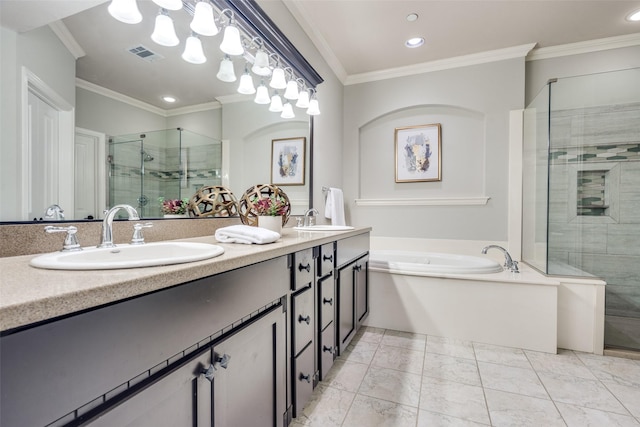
[214,225,280,244]
[324,187,346,226]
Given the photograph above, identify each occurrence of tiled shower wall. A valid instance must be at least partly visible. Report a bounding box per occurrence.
[548,102,640,350]
[110,141,221,218]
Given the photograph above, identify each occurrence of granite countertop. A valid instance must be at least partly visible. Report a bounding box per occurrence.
[0,227,371,333]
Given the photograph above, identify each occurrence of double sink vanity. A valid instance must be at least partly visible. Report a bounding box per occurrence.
[0,224,371,427]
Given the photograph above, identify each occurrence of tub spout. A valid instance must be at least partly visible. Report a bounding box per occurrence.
[481,245,519,273]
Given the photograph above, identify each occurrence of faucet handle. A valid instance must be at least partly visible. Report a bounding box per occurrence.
[510,260,520,273]
[131,222,153,245]
[45,225,82,252]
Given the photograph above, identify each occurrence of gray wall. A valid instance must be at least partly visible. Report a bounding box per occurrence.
[343,58,526,240]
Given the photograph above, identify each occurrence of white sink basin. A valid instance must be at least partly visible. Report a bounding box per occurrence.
[293,225,355,232]
[29,241,225,270]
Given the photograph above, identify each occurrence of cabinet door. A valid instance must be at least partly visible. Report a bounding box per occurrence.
[337,262,356,354]
[355,256,369,324]
[87,351,212,427]
[213,307,287,427]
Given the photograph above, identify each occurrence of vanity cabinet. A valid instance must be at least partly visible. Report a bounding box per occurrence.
[336,234,370,354]
[0,230,371,427]
[289,248,317,418]
[0,257,289,427]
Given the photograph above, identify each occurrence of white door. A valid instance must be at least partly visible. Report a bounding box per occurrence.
[74,128,106,220]
[27,90,59,221]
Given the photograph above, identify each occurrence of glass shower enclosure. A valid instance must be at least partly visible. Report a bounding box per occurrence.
[108,128,222,218]
[523,68,640,352]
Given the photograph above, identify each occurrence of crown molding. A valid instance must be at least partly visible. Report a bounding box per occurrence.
[345,43,536,86]
[216,93,254,104]
[526,32,640,61]
[165,102,221,117]
[48,21,85,60]
[284,0,348,84]
[76,78,221,117]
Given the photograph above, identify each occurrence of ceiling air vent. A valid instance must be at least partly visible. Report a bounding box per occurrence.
[127,45,164,63]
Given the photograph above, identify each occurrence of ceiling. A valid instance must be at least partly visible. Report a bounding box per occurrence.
[2,0,639,109]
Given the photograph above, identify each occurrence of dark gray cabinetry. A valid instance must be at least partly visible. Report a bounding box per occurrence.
[88,306,286,427]
[336,234,370,354]
[317,242,337,380]
[290,248,316,418]
[0,257,289,427]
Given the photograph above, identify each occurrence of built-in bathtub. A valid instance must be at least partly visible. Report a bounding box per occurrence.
[365,249,560,353]
[369,250,503,275]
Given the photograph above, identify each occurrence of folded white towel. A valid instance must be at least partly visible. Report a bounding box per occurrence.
[215,225,280,245]
[324,187,346,226]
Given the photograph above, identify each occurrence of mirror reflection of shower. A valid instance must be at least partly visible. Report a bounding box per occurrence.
[108,128,222,218]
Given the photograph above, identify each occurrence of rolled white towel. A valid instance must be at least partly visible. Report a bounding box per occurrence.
[215,225,280,245]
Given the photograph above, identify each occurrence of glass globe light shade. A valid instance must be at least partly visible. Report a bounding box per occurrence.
[281,102,295,119]
[283,80,299,100]
[182,35,206,64]
[219,24,244,56]
[152,0,182,11]
[251,50,271,76]
[216,56,236,82]
[269,67,287,89]
[295,90,310,108]
[108,0,142,24]
[254,83,271,104]
[151,11,179,47]
[237,72,256,95]
[269,93,283,112]
[306,98,321,116]
[190,1,218,36]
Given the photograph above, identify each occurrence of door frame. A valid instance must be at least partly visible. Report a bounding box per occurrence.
[20,66,75,220]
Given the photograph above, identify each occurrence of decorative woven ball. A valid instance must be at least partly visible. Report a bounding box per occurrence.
[238,184,291,227]
[188,186,238,218]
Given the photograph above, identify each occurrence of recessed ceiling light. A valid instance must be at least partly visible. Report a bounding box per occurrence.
[406,13,419,22]
[405,37,425,48]
[163,96,176,103]
[627,9,640,21]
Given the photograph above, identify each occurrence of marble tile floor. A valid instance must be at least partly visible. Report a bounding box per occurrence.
[291,327,640,427]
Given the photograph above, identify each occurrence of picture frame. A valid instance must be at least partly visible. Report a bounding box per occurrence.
[271,137,306,185]
[395,123,441,182]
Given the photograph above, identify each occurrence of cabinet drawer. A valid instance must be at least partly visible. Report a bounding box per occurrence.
[293,248,314,291]
[336,233,369,268]
[293,342,314,418]
[292,288,314,356]
[318,243,334,278]
[319,275,335,331]
[319,324,336,381]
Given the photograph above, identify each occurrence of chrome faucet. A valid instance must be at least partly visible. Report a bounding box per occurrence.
[481,245,519,273]
[303,208,319,227]
[98,204,140,248]
[44,204,65,220]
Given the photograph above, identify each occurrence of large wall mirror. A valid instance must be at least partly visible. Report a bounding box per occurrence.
[0,0,321,223]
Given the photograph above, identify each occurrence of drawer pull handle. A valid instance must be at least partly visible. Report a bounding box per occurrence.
[298,263,311,272]
[323,254,333,262]
[323,297,333,305]
[298,314,311,325]
[215,353,231,369]
[299,372,312,383]
[323,345,335,354]
[354,264,362,272]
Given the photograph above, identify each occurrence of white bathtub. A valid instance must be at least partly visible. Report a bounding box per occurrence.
[370,250,503,275]
[364,249,560,353]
